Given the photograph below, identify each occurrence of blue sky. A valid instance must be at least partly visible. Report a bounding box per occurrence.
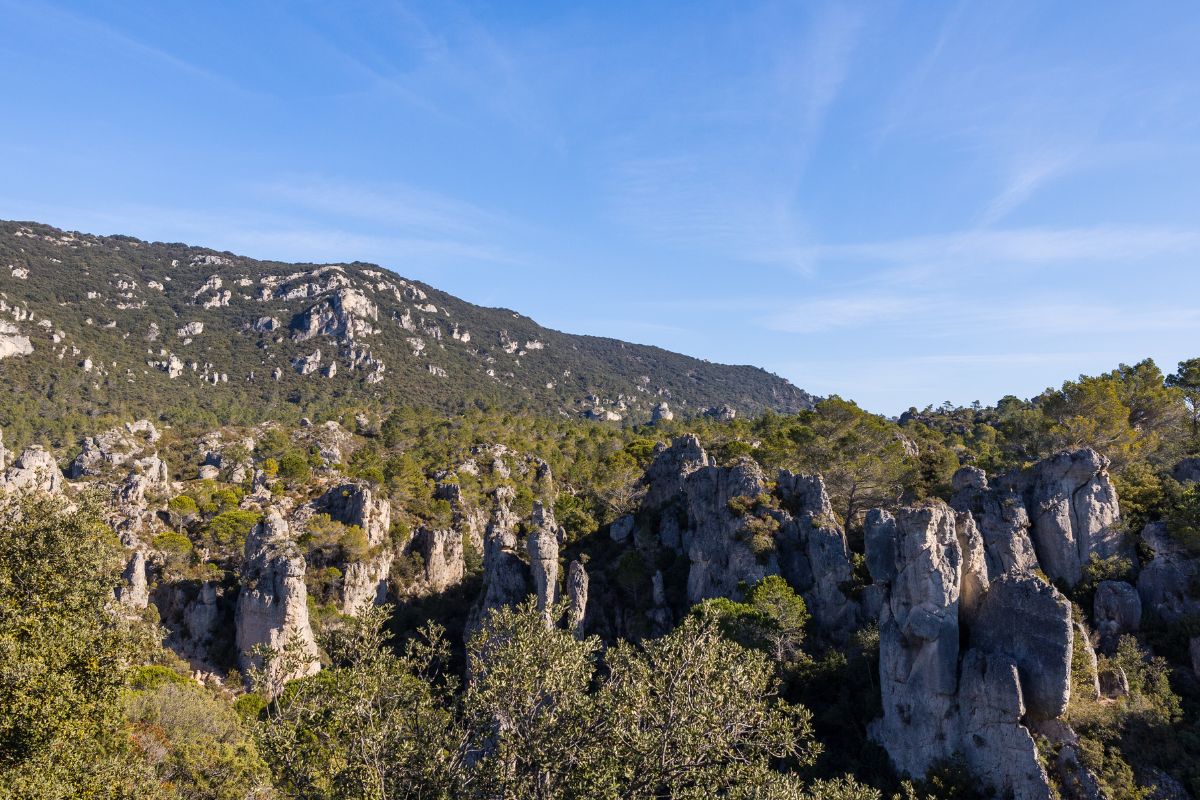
[2,1,1199,414]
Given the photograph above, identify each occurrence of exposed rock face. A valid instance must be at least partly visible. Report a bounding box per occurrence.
[955,512,990,625]
[69,420,161,478]
[682,456,774,603]
[235,510,319,689]
[651,402,673,423]
[183,582,221,656]
[775,472,859,635]
[566,560,589,636]
[466,487,530,640]
[950,466,1040,579]
[315,482,391,548]
[1093,580,1141,650]
[405,527,465,594]
[951,450,1125,589]
[340,554,394,614]
[0,321,33,359]
[527,502,561,626]
[116,551,149,609]
[641,435,710,510]
[631,436,857,636]
[971,575,1073,719]
[2,446,63,494]
[1024,448,1123,587]
[866,503,1059,797]
[291,288,379,342]
[1137,522,1200,623]
[865,505,963,776]
[957,650,1052,800]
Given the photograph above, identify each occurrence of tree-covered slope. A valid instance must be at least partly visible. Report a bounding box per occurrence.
[0,220,812,441]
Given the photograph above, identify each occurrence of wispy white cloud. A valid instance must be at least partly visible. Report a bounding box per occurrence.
[774,225,1200,267]
[766,295,924,333]
[252,175,506,239]
[979,152,1077,226]
[606,5,866,266]
[3,0,248,94]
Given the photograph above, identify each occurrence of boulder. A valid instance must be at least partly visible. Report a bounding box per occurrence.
[610,514,634,543]
[1099,665,1130,699]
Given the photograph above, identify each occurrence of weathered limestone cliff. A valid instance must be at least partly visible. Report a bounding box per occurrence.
[951,448,1125,587]
[632,436,859,636]
[865,502,1064,799]
[235,510,319,689]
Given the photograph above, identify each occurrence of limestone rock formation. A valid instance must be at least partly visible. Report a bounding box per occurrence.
[682,456,774,603]
[866,503,1061,798]
[774,472,859,635]
[955,512,990,625]
[235,510,319,689]
[1024,448,1123,587]
[631,436,857,636]
[2,446,63,494]
[0,321,32,359]
[641,435,710,510]
[1138,521,1200,625]
[957,650,1053,800]
[315,482,392,548]
[465,487,530,640]
[609,514,634,543]
[951,450,1126,588]
[971,575,1073,719]
[527,502,561,626]
[290,288,379,342]
[1093,580,1141,651]
[340,554,394,614]
[403,527,465,595]
[116,551,149,609]
[183,582,221,657]
[865,505,963,776]
[950,466,1040,579]
[566,560,589,636]
[68,419,161,478]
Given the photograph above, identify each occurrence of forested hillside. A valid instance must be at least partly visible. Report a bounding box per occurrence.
[5,350,1200,798]
[0,220,811,448]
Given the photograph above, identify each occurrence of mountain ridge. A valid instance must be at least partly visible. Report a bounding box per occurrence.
[0,220,812,441]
